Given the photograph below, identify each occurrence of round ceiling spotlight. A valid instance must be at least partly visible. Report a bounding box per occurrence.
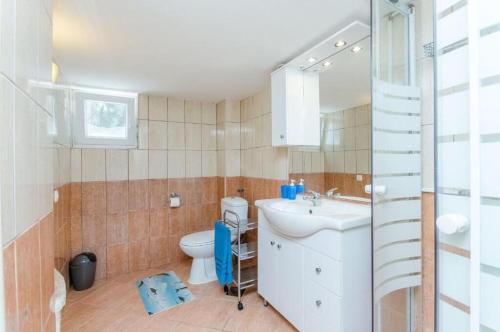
[351,46,363,53]
[307,57,317,63]
[323,61,332,67]
[335,40,347,47]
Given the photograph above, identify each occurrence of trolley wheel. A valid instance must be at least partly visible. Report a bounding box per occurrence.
[238,302,244,311]
[224,285,229,295]
[263,300,269,307]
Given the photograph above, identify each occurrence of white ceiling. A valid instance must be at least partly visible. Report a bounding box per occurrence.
[319,37,371,113]
[53,0,370,102]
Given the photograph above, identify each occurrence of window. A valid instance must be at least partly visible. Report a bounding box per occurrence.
[72,88,137,148]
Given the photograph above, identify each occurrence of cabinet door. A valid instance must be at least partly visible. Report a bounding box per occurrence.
[258,227,278,305]
[277,236,304,330]
[304,281,342,332]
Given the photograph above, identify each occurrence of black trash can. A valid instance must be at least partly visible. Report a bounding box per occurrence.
[70,252,97,291]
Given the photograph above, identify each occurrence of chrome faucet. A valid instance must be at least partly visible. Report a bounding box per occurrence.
[326,187,339,198]
[303,190,322,206]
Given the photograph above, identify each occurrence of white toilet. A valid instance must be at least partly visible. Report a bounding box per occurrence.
[179,197,248,284]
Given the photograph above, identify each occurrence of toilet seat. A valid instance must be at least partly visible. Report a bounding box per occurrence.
[180,230,214,247]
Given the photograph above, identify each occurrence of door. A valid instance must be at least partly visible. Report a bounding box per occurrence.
[277,236,304,330]
[258,226,278,305]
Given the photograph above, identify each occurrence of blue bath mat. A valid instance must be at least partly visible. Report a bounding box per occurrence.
[136,271,194,315]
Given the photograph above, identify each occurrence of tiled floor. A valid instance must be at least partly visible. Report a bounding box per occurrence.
[62,259,296,331]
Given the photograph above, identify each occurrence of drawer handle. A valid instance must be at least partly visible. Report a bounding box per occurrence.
[270,241,275,246]
[315,267,322,274]
[315,300,322,307]
[277,244,282,250]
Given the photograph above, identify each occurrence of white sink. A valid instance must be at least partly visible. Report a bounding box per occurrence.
[256,197,371,237]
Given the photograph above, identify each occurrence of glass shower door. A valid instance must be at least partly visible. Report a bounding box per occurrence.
[372,0,423,331]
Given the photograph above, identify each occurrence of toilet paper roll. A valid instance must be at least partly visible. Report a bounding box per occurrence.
[170,196,181,208]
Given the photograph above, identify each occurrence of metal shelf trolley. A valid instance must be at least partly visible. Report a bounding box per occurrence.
[222,210,258,310]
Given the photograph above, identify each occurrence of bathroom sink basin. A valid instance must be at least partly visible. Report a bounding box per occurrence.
[256,197,370,237]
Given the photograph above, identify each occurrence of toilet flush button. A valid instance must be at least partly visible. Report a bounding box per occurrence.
[436,214,469,235]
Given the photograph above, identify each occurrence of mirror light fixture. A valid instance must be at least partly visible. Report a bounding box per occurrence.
[323,61,332,67]
[335,40,347,47]
[351,46,362,53]
[307,57,317,63]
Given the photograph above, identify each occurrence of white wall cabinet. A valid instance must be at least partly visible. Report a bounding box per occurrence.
[271,67,320,147]
[258,210,371,332]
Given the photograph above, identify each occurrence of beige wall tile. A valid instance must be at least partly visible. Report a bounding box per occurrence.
[168,151,185,178]
[291,151,303,173]
[138,94,149,120]
[216,101,225,124]
[138,120,149,150]
[311,152,324,173]
[273,148,289,180]
[344,150,357,174]
[202,102,216,124]
[224,122,240,150]
[148,150,167,179]
[333,151,345,172]
[225,100,240,123]
[185,123,201,150]
[185,100,201,123]
[129,149,148,180]
[217,150,225,177]
[332,110,344,130]
[333,129,344,151]
[106,149,128,181]
[355,105,370,126]
[262,147,274,179]
[70,148,82,182]
[167,98,184,122]
[216,123,224,150]
[186,151,202,178]
[422,124,434,190]
[148,96,167,121]
[167,122,185,150]
[202,124,216,151]
[302,152,312,173]
[202,151,217,177]
[355,125,370,150]
[82,149,105,181]
[262,113,272,147]
[344,127,356,151]
[225,150,240,177]
[344,107,356,128]
[324,151,334,172]
[356,150,370,174]
[148,121,168,150]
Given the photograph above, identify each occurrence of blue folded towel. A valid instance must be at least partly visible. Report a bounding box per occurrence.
[214,222,233,285]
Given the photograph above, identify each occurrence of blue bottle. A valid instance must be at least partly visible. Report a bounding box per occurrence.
[288,180,297,200]
[296,178,305,194]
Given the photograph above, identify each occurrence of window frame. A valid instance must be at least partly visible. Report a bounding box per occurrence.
[71,87,138,149]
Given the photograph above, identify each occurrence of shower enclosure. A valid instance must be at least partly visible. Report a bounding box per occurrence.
[371,0,428,331]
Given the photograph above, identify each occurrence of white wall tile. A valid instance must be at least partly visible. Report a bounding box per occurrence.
[1,0,16,79]
[185,123,201,150]
[138,120,149,149]
[70,148,82,183]
[15,0,39,95]
[202,124,216,151]
[167,122,185,150]
[185,100,201,123]
[129,149,148,180]
[168,98,184,122]
[148,120,168,150]
[36,107,53,220]
[202,102,216,124]
[168,150,185,178]
[148,150,167,179]
[186,150,201,178]
[106,149,128,181]
[138,94,149,119]
[82,148,105,182]
[148,96,167,121]
[1,80,15,243]
[202,151,217,177]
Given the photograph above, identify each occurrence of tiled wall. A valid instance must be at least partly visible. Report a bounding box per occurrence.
[69,96,219,280]
[0,0,63,330]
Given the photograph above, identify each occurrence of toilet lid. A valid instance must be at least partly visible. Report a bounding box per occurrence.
[180,230,214,247]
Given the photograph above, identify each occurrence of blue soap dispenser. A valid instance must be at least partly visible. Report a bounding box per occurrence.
[296,178,305,194]
[288,179,297,200]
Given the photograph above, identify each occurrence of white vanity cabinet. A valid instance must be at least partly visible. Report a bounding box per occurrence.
[271,66,320,147]
[258,209,371,332]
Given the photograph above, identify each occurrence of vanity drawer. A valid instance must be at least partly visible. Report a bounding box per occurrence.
[305,248,343,296]
[304,280,342,332]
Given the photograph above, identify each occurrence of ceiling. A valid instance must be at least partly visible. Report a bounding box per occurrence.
[53,0,370,102]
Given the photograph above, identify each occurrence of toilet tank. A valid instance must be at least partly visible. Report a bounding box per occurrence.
[221,197,248,223]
